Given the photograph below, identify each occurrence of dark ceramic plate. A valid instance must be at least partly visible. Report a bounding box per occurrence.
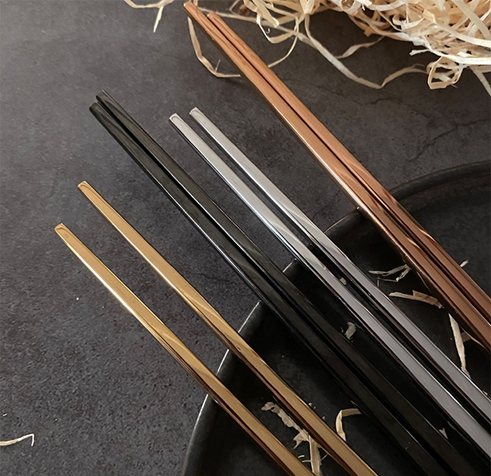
[181,162,491,476]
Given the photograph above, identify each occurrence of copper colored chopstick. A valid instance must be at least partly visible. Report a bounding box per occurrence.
[206,9,490,322]
[183,2,491,349]
[206,10,489,320]
[55,223,314,476]
[188,107,491,425]
[78,181,377,476]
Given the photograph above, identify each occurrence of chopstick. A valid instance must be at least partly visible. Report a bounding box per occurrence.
[169,111,491,454]
[90,91,482,475]
[77,181,377,476]
[182,2,491,350]
[204,5,491,327]
[187,108,491,426]
[54,224,314,476]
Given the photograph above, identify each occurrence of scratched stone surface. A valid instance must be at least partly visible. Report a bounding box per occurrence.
[0,1,489,475]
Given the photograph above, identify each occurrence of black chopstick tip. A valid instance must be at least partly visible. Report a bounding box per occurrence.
[89,102,103,117]
[95,90,111,103]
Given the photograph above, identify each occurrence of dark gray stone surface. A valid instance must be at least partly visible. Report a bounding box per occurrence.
[0,1,489,475]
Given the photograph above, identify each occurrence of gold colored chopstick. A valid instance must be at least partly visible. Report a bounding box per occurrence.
[55,223,314,476]
[77,181,377,476]
[183,2,491,349]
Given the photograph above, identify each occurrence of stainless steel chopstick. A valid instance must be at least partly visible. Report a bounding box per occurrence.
[170,112,491,456]
[188,107,491,426]
[183,2,491,349]
[55,223,314,476]
[77,181,377,476]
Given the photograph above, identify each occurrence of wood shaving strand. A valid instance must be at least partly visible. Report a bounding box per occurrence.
[0,433,35,447]
[261,402,323,474]
[369,264,410,277]
[308,437,323,476]
[449,313,471,378]
[389,290,444,308]
[462,330,486,348]
[261,401,303,432]
[344,322,357,340]
[335,408,361,441]
[261,402,309,449]
[369,264,411,283]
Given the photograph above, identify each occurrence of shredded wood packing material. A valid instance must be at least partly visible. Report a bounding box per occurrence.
[262,401,362,475]
[124,0,491,92]
[0,433,35,447]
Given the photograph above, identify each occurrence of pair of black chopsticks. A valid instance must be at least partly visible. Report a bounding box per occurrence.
[90,91,489,475]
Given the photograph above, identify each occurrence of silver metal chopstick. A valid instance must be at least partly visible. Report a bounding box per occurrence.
[170,112,491,456]
[188,108,491,426]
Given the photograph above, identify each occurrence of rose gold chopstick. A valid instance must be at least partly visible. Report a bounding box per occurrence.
[205,11,490,320]
[183,2,491,349]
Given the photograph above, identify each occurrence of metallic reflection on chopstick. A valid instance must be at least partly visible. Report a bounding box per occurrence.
[183,1,491,350]
[90,91,480,476]
[77,181,377,476]
[188,108,491,426]
[54,223,314,476]
[170,112,491,456]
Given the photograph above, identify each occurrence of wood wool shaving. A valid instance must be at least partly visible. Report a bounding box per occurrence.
[0,433,35,447]
[262,401,363,475]
[389,290,444,308]
[124,0,491,92]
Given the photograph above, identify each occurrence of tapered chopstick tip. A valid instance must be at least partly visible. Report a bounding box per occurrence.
[169,113,181,124]
[189,107,202,118]
[78,181,90,191]
[54,223,71,239]
[183,1,197,15]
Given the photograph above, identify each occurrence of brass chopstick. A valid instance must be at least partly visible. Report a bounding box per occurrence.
[183,2,491,349]
[77,181,377,476]
[54,223,314,476]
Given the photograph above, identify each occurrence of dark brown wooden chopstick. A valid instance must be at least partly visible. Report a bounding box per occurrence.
[54,224,314,476]
[182,2,491,350]
[90,91,488,475]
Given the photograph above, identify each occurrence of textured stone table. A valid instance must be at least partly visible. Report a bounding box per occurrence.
[1,1,489,475]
